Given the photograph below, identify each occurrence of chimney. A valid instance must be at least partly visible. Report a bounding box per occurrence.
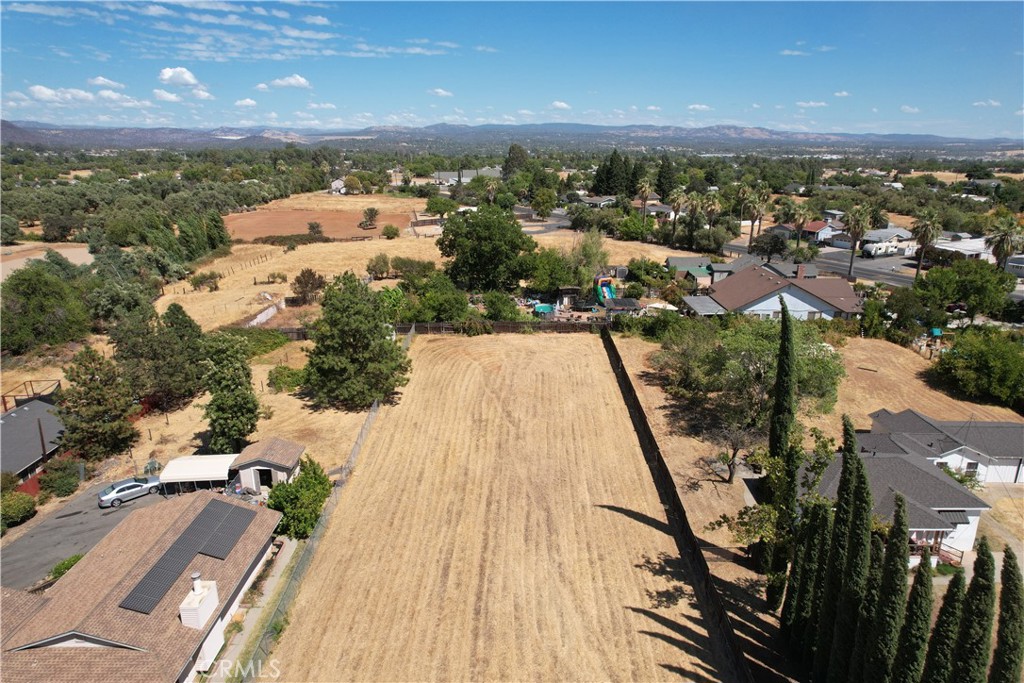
[180,573,219,630]
[796,264,806,279]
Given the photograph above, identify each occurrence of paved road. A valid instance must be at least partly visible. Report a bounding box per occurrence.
[1,482,166,589]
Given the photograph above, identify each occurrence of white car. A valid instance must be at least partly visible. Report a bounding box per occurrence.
[97,476,161,508]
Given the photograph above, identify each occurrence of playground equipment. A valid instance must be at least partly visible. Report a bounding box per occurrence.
[594,275,616,304]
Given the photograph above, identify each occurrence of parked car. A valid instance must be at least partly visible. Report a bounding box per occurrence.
[97,476,162,508]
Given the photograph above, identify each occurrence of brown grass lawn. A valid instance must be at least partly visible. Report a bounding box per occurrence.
[269,334,735,683]
[533,228,706,265]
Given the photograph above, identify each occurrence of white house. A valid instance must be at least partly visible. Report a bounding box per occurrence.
[329,179,347,194]
[1005,254,1024,279]
[0,492,281,682]
[932,237,996,264]
[801,220,843,244]
[704,265,861,321]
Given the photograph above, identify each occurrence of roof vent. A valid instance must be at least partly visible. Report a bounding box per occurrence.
[180,575,218,630]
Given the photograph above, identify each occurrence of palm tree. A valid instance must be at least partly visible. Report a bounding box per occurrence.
[686,191,708,248]
[704,192,722,231]
[844,204,871,279]
[637,177,652,229]
[911,208,943,280]
[793,202,815,250]
[483,177,499,205]
[774,197,799,244]
[985,215,1024,270]
[741,182,772,249]
[667,186,687,246]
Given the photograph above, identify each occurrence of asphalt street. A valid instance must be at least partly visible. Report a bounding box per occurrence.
[0,481,166,589]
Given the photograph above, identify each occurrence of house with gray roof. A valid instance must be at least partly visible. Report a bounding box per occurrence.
[0,400,64,483]
[868,408,1024,484]
[815,451,989,563]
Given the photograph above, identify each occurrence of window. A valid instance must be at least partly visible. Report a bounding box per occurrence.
[965,461,979,473]
[807,311,820,321]
[772,310,782,319]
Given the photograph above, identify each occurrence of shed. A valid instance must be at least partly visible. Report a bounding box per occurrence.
[159,454,237,493]
[682,296,726,317]
[231,437,305,491]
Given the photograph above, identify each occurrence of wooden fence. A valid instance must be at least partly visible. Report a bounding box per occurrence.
[599,328,755,683]
[394,320,609,335]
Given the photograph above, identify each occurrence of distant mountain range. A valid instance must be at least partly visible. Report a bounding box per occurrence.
[3,119,1021,156]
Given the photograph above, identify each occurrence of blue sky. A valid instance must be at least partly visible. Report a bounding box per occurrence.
[1,1,1022,139]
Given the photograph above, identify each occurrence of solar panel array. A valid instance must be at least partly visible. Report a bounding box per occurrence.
[119,499,257,615]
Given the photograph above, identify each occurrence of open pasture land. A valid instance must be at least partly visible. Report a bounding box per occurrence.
[224,193,428,240]
[271,334,733,682]
[533,228,707,265]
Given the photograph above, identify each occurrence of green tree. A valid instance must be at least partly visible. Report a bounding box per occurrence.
[891,547,934,683]
[530,247,574,294]
[58,346,139,461]
[911,208,943,280]
[366,253,391,280]
[1,492,36,530]
[766,298,798,610]
[1,263,90,355]
[438,204,537,292]
[849,535,887,683]
[985,215,1024,270]
[305,272,412,409]
[267,456,332,539]
[788,502,832,659]
[307,220,323,237]
[382,224,400,239]
[825,456,873,682]
[362,207,379,228]
[425,195,459,219]
[950,536,997,683]
[989,546,1023,683]
[949,259,1016,323]
[844,204,871,279]
[921,570,967,683]
[502,143,529,181]
[483,291,520,321]
[202,333,260,454]
[531,187,557,218]
[291,267,327,305]
[750,232,790,263]
[933,328,1024,407]
[655,154,677,200]
[863,494,910,683]
[1,214,20,245]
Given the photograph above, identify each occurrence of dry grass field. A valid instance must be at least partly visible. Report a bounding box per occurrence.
[533,229,705,265]
[258,192,427,213]
[270,334,735,683]
[225,209,411,240]
[906,170,1024,184]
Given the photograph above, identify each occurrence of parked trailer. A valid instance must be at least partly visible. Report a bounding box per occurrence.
[862,242,899,258]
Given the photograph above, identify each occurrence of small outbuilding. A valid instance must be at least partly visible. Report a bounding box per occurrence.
[230,437,305,492]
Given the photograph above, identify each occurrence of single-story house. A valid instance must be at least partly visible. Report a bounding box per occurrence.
[434,166,502,186]
[708,255,761,284]
[863,227,914,244]
[230,438,305,492]
[967,178,1003,191]
[329,179,347,195]
[823,209,846,222]
[0,492,280,682]
[704,265,861,320]
[801,220,844,244]
[581,195,616,209]
[931,237,996,264]
[830,232,857,250]
[815,451,989,564]
[644,203,675,220]
[678,266,713,292]
[763,261,818,279]
[665,256,711,277]
[768,223,799,240]
[0,400,64,483]
[883,182,905,191]
[782,182,807,195]
[867,409,1024,484]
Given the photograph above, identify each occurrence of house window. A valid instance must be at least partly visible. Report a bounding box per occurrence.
[772,310,782,319]
[807,311,820,321]
[965,461,979,473]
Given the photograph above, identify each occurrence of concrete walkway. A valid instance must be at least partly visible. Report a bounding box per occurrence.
[206,536,299,683]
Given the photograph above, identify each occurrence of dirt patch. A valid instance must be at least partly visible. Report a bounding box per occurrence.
[533,229,708,265]
[260,192,427,214]
[270,334,733,682]
[225,209,410,241]
[1,242,94,282]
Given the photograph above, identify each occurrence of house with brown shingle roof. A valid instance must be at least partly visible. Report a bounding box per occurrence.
[699,265,860,320]
[231,437,305,491]
[1,492,280,683]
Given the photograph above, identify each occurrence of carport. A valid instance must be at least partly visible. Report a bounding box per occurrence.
[159,454,237,494]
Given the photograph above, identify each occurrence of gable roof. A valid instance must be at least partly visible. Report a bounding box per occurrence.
[802,220,832,233]
[764,261,818,279]
[794,277,862,314]
[665,256,711,270]
[0,400,64,476]
[231,437,305,471]
[605,297,642,310]
[1,492,280,683]
[935,421,1024,461]
[707,265,860,314]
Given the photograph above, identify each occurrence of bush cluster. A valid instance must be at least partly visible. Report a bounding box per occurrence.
[39,458,83,498]
[268,365,304,393]
[1,491,36,532]
[217,327,290,358]
[267,457,332,539]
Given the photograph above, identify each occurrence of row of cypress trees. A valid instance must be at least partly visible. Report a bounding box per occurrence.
[768,300,1022,683]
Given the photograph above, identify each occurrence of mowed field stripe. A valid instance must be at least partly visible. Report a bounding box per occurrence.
[270,334,731,682]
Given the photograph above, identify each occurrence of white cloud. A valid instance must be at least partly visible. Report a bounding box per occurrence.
[474,45,498,53]
[872,107,879,113]
[281,26,335,40]
[6,3,75,17]
[351,42,446,57]
[751,103,761,109]
[185,12,273,31]
[235,98,257,107]
[153,88,182,102]
[646,105,661,111]
[308,102,336,110]
[173,1,235,12]
[517,109,534,116]
[551,100,571,110]
[972,99,1001,107]
[136,4,175,17]
[302,15,329,25]
[255,83,269,91]
[688,104,712,111]
[269,73,311,89]
[97,89,152,108]
[900,105,920,114]
[1015,108,1023,116]
[428,88,453,97]
[780,49,809,56]
[159,66,199,86]
[27,85,95,103]
[833,90,850,97]
[817,45,837,52]
[796,101,828,108]
[88,76,126,89]
[435,41,459,49]
[269,8,289,19]
[192,87,215,100]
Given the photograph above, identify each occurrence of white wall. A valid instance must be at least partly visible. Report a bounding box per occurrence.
[738,285,838,321]
[943,514,983,554]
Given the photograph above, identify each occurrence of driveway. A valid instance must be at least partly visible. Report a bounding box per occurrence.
[1,482,166,589]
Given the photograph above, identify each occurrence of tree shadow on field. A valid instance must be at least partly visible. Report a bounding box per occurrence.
[626,606,729,683]
[633,552,698,609]
[596,504,673,536]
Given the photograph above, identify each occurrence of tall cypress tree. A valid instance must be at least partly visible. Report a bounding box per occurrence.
[827,459,874,683]
[921,570,967,683]
[950,536,997,683]
[849,535,886,683]
[813,417,860,680]
[766,298,798,610]
[790,503,832,659]
[989,546,1023,683]
[891,546,934,683]
[863,494,911,683]
[655,154,677,200]
[780,503,813,640]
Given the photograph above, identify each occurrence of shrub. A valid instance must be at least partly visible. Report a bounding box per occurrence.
[1,492,36,529]
[217,327,290,358]
[189,270,222,292]
[268,365,304,393]
[267,457,332,539]
[0,471,19,495]
[382,224,400,240]
[36,490,53,506]
[267,272,288,284]
[253,233,331,248]
[366,253,391,280]
[623,282,645,299]
[39,459,82,498]
[50,554,83,580]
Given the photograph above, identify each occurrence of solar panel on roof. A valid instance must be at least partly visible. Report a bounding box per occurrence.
[118,498,257,615]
